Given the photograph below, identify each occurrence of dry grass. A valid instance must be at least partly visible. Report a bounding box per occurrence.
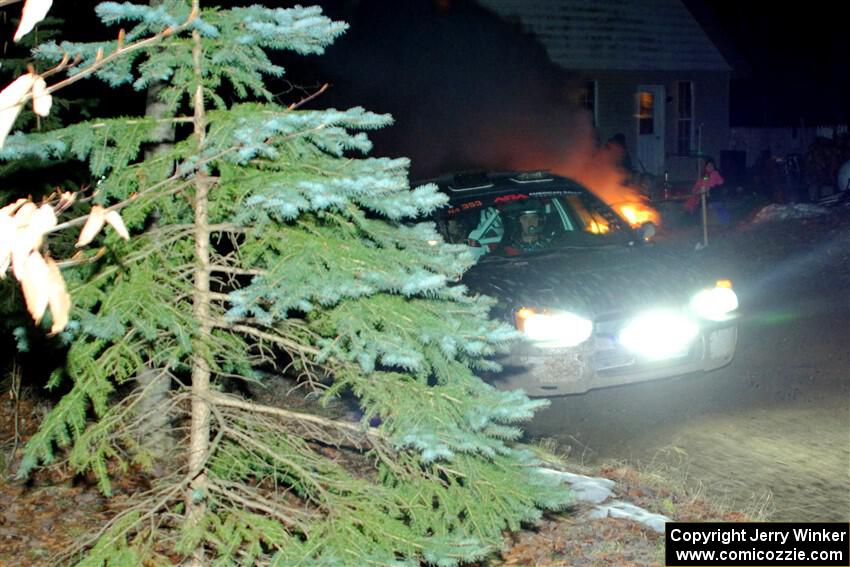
[485,440,761,566]
[597,444,774,522]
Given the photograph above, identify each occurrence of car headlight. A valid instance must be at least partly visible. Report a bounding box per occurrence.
[618,309,699,359]
[690,280,739,321]
[515,307,593,347]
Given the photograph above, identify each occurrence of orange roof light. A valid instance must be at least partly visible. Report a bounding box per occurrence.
[715,279,733,289]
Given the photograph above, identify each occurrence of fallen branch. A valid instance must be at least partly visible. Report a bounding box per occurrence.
[206,391,380,450]
[207,478,313,532]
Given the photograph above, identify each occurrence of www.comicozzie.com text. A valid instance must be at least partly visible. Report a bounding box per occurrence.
[669,527,848,546]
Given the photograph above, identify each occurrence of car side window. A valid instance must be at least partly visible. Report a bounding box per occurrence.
[550,198,577,231]
[440,206,504,258]
[470,207,503,242]
[564,194,615,234]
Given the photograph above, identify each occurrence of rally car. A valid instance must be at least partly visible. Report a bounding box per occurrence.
[428,171,738,395]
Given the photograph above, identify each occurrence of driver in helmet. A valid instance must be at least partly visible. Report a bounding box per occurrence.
[502,204,552,255]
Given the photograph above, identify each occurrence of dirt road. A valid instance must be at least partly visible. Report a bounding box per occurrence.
[525,211,850,521]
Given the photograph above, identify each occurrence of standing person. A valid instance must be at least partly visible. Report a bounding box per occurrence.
[684,158,725,215]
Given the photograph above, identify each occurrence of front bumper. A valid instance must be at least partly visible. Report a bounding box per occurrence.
[488,321,738,396]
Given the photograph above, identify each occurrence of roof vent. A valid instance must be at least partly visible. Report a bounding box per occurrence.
[448,171,494,191]
[511,171,553,183]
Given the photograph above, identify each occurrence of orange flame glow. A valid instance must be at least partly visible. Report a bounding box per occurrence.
[553,132,662,229]
[616,202,660,228]
[587,219,609,234]
[498,113,661,230]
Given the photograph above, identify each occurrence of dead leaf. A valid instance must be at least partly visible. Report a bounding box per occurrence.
[76,205,106,247]
[31,76,52,117]
[11,203,41,280]
[0,73,37,148]
[104,210,129,240]
[0,198,28,217]
[29,203,57,241]
[14,0,54,42]
[11,201,36,228]
[7,201,57,280]
[19,251,49,324]
[0,210,14,277]
[59,191,76,207]
[45,257,70,334]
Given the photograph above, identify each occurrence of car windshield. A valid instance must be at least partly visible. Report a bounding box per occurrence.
[436,191,632,259]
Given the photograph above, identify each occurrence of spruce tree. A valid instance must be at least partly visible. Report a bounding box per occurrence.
[3,1,571,564]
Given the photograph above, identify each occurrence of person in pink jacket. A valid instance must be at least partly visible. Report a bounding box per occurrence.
[684,158,724,213]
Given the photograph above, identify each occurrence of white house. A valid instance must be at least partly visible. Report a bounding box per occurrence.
[477,0,732,184]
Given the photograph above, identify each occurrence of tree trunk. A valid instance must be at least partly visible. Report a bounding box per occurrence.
[134,365,172,471]
[132,0,178,462]
[187,9,212,564]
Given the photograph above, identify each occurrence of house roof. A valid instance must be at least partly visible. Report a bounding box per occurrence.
[476,0,731,72]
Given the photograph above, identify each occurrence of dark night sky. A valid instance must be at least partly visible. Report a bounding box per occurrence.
[311,0,850,132]
[684,0,850,126]
[295,0,850,175]
[10,1,850,133]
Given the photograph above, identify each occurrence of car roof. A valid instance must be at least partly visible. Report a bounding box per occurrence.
[419,171,591,202]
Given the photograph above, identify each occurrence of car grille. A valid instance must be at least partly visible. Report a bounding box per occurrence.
[592,315,704,376]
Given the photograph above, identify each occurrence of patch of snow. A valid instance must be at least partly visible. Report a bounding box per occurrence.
[588,500,671,533]
[537,468,672,533]
[752,203,830,224]
[535,468,614,504]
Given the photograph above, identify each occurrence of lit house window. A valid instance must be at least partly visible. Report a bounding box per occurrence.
[637,91,654,134]
[581,81,597,125]
[677,81,693,155]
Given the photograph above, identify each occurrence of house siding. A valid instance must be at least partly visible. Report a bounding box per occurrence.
[477,0,732,184]
[570,70,729,183]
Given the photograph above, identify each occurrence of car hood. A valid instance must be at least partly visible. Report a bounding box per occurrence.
[463,244,718,320]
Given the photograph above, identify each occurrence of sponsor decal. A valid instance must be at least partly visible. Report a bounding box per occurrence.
[494,193,529,203]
